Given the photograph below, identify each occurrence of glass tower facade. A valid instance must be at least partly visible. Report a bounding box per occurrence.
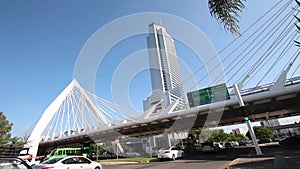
[143,23,185,114]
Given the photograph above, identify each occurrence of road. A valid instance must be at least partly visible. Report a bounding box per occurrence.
[103,156,232,169]
[101,143,300,169]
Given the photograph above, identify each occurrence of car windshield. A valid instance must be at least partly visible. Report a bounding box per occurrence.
[42,157,63,164]
[159,147,168,151]
[0,158,31,169]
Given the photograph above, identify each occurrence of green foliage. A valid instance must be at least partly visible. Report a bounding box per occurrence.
[11,136,27,146]
[191,128,246,143]
[99,143,130,154]
[208,0,246,34]
[0,112,13,146]
[246,126,274,140]
[90,144,109,154]
[0,112,26,147]
[206,129,229,142]
[231,134,247,141]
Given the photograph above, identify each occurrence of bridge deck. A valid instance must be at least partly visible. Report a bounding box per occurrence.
[39,81,300,152]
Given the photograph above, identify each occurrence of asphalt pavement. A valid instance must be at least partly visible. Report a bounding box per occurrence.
[100,144,300,169]
[227,148,300,169]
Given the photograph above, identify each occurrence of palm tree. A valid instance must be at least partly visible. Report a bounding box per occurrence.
[208,0,246,34]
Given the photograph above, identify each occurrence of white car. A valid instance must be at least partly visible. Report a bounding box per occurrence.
[231,141,240,146]
[0,157,32,169]
[32,156,102,169]
[157,146,185,160]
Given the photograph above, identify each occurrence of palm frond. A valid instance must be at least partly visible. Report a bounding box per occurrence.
[208,0,246,34]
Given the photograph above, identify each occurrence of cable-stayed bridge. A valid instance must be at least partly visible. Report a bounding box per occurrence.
[24,0,300,158]
[30,76,300,157]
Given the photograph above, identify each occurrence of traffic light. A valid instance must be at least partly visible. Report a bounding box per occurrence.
[240,106,249,121]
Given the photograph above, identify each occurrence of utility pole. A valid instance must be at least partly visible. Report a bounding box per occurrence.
[233,84,263,156]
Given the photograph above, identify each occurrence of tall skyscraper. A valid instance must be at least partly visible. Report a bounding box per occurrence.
[143,23,185,115]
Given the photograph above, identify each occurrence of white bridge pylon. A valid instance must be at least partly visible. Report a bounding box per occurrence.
[25,79,139,158]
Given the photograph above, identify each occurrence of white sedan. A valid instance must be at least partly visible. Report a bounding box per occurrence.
[157,146,185,160]
[32,156,102,169]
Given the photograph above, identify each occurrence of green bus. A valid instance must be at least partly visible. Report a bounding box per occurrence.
[45,147,91,161]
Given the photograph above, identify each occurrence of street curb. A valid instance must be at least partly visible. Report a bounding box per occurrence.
[225,156,275,169]
[225,158,239,169]
[101,161,139,166]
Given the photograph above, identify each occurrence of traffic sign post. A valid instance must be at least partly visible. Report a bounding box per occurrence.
[233,84,263,156]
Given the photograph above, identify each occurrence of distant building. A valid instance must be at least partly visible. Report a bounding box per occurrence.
[232,128,247,136]
[260,119,280,127]
[261,119,281,137]
[261,119,300,138]
[143,23,186,115]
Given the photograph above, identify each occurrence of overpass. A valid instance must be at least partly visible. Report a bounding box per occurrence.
[37,76,300,153]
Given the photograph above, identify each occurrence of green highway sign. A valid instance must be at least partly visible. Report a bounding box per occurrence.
[187,83,230,107]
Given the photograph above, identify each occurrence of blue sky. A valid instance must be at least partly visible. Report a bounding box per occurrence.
[1,0,299,137]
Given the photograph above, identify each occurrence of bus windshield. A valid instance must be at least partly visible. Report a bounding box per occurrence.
[47,150,56,157]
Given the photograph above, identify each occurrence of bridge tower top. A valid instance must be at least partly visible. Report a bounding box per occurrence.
[25,79,109,159]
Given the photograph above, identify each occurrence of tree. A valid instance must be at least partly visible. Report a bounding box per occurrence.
[231,134,246,141]
[198,128,215,143]
[0,111,14,146]
[207,129,229,142]
[246,126,274,140]
[196,129,247,143]
[11,136,27,147]
[208,0,246,34]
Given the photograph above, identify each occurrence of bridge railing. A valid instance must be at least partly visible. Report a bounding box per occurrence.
[286,76,300,86]
[239,76,300,96]
[239,83,272,96]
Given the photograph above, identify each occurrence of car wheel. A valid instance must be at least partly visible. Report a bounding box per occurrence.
[172,154,176,160]
[94,167,101,169]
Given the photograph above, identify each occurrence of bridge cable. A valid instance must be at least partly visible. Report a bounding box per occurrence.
[231,7,296,84]
[209,2,296,87]
[246,16,299,86]
[217,5,295,86]
[243,17,298,86]
[234,6,298,87]
[256,31,299,86]
[275,48,300,80]
[291,58,300,77]
[185,0,288,90]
